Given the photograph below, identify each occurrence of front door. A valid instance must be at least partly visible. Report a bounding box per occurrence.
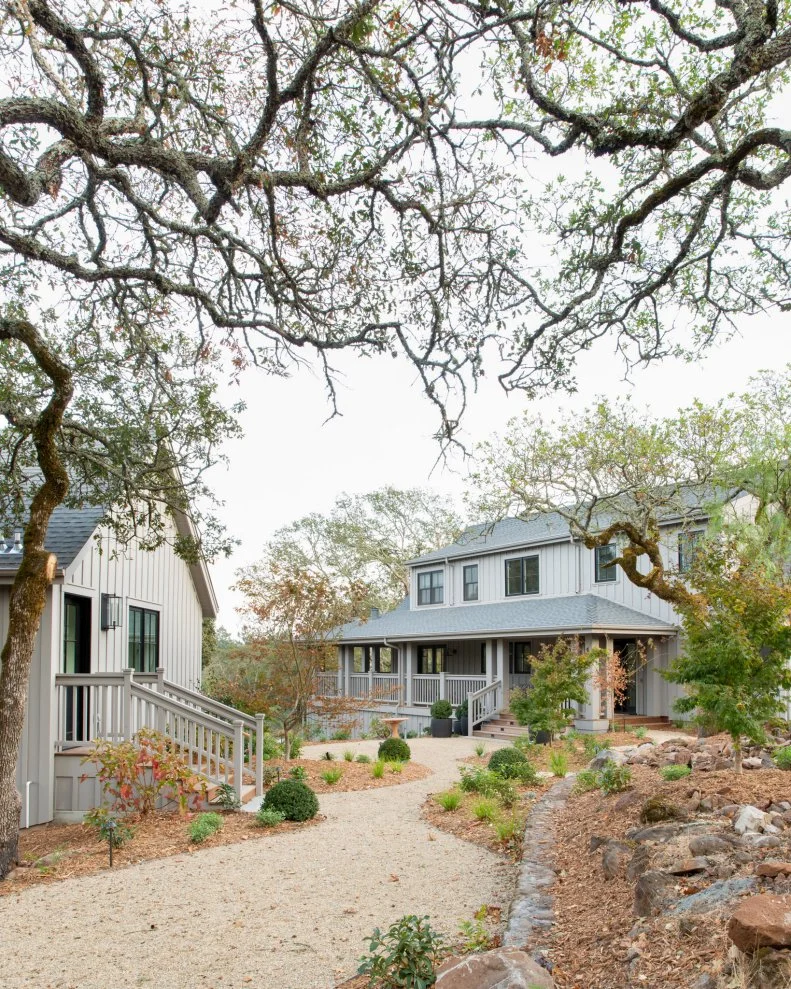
[64,595,92,741]
[613,638,639,715]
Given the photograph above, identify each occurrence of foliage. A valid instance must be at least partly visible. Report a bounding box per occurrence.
[357,915,444,989]
[388,762,403,775]
[549,751,568,778]
[289,737,304,760]
[343,750,355,762]
[583,737,611,758]
[262,780,319,822]
[371,760,386,780]
[493,817,520,844]
[597,765,633,796]
[573,770,600,795]
[289,766,308,781]
[255,808,287,829]
[378,738,411,763]
[430,700,453,720]
[455,700,468,719]
[633,727,648,741]
[262,767,281,788]
[85,730,206,817]
[660,765,692,781]
[83,807,134,849]
[775,747,791,771]
[332,729,352,741]
[321,767,344,785]
[472,798,498,822]
[435,791,463,812]
[511,736,537,758]
[459,768,518,806]
[215,783,241,812]
[487,748,526,778]
[473,743,486,758]
[509,640,599,742]
[458,915,494,953]
[367,719,394,741]
[189,813,224,844]
[663,528,791,767]
[355,754,372,764]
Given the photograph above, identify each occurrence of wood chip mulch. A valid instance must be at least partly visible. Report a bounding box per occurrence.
[269,757,431,793]
[543,763,791,989]
[3,810,321,896]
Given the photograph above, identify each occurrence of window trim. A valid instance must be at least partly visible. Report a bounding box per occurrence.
[504,555,540,597]
[594,543,618,583]
[463,563,479,602]
[417,644,445,675]
[128,605,160,673]
[417,568,444,606]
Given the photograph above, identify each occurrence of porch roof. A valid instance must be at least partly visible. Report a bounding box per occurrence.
[337,593,676,643]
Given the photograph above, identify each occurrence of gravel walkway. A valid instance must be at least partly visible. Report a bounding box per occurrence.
[0,738,515,989]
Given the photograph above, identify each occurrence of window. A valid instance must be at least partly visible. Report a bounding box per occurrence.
[505,556,539,596]
[417,569,444,605]
[678,530,703,574]
[480,642,487,675]
[463,564,479,601]
[510,642,532,674]
[378,646,394,673]
[128,606,159,673]
[595,543,617,583]
[418,645,445,674]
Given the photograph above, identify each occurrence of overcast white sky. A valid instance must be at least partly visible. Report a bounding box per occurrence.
[206,311,791,632]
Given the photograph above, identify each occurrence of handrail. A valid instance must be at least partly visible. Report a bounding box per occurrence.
[467,679,502,737]
[156,677,257,732]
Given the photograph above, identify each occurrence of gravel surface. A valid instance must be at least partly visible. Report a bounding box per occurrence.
[0,738,516,989]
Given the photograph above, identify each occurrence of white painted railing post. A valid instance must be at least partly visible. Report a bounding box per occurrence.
[155,666,165,692]
[439,671,446,701]
[233,720,244,795]
[255,713,265,796]
[467,692,474,737]
[368,669,374,698]
[405,644,414,706]
[122,667,134,740]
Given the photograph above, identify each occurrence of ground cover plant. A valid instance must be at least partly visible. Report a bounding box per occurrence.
[189,813,224,844]
[321,767,344,786]
[266,758,430,793]
[357,914,444,989]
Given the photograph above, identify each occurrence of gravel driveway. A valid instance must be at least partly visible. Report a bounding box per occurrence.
[0,737,515,989]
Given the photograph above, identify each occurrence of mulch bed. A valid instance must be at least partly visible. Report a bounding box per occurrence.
[3,810,321,896]
[267,757,431,793]
[544,763,791,989]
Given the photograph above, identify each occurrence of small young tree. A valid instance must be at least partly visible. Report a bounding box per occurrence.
[594,641,651,731]
[509,639,603,744]
[662,531,791,771]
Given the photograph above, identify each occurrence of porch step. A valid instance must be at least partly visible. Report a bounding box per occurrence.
[610,715,670,729]
[206,781,257,807]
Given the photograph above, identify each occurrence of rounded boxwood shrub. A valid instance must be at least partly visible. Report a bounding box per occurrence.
[378,737,411,762]
[488,747,528,779]
[263,779,319,821]
[430,699,453,720]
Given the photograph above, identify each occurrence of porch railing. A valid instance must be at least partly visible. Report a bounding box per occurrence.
[316,672,339,697]
[54,669,265,797]
[468,679,503,736]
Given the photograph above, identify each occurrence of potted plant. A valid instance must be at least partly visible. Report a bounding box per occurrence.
[430,699,453,738]
[454,699,469,736]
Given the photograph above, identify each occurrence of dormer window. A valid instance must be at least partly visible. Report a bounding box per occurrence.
[417,569,444,605]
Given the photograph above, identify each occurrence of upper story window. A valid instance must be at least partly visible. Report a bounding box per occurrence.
[595,543,618,583]
[463,564,479,602]
[417,569,444,605]
[505,555,539,596]
[129,606,159,673]
[678,530,703,574]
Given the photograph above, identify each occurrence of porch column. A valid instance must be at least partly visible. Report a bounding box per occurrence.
[336,647,343,695]
[603,634,614,721]
[575,633,609,731]
[343,645,351,697]
[496,638,507,711]
[405,643,414,707]
[485,639,494,686]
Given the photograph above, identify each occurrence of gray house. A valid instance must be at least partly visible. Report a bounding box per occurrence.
[318,516,692,736]
[4,504,262,828]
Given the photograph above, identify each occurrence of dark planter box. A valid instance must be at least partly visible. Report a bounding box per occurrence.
[460,717,468,736]
[529,728,551,745]
[431,718,453,738]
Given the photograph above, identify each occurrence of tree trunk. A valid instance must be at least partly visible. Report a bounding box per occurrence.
[0,317,72,880]
[733,736,743,774]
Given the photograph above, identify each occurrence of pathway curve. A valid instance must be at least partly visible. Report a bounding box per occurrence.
[0,738,515,989]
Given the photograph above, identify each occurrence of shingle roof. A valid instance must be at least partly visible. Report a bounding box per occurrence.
[408,516,572,565]
[338,593,675,641]
[0,505,104,571]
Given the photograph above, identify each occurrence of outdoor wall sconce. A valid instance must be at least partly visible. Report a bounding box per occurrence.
[100,593,123,630]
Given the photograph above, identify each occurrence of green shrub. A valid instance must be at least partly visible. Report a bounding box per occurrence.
[343,749,355,762]
[388,761,403,774]
[583,736,611,758]
[321,766,344,785]
[406,730,418,739]
[289,736,303,759]
[455,699,469,718]
[573,769,599,794]
[358,915,444,988]
[494,817,520,843]
[366,718,392,740]
[378,737,411,762]
[355,754,372,764]
[84,807,135,848]
[262,779,319,821]
[660,764,692,781]
[633,726,648,740]
[488,747,527,777]
[549,751,568,778]
[371,759,385,779]
[472,798,497,821]
[459,768,518,806]
[215,782,241,811]
[435,790,463,812]
[597,763,632,795]
[332,728,352,741]
[289,765,308,781]
[261,732,283,760]
[189,812,224,844]
[473,742,486,758]
[776,746,791,770]
[512,735,537,757]
[255,808,286,828]
[430,699,453,720]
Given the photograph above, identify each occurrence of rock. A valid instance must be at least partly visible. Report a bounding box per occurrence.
[640,796,684,824]
[735,806,772,835]
[727,895,791,952]
[689,835,732,856]
[659,747,693,767]
[590,748,626,771]
[692,753,715,772]
[743,757,764,770]
[673,877,758,915]
[742,835,783,850]
[602,840,632,881]
[771,815,786,830]
[666,858,710,875]
[634,870,679,917]
[721,804,742,818]
[614,791,644,812]
[756,863,791,879]
[694,975,717,989]
[714,758,735,770]
[435,949,554,988]
[627,821,710,843]
[589,835,608,853]
[627,846,652,882]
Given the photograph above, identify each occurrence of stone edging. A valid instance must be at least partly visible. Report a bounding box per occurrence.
[504,776,576,949]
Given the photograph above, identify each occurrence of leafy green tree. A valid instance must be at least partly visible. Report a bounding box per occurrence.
[509,639,602,743]
[663,528,791,771]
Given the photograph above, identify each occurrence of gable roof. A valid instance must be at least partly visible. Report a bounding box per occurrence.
[407,516,571,566]
[337,593,675,642]
[0,505,105,571]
